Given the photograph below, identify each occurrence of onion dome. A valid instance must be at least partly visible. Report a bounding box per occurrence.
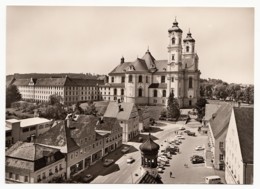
[168,18,183,33]
[183,29,195,43]
[139,133,160,155]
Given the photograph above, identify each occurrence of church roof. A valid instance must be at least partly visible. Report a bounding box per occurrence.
[183,31,195,43]
[141,50,156,69]
[139,134,160,154]
[168,19,183,33]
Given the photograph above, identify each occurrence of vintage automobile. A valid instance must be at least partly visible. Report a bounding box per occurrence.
[103,159,115,167]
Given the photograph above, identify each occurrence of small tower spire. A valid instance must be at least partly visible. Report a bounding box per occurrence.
[147,46,149,52]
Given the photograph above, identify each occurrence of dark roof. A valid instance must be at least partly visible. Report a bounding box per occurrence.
[168,20,183,33]
[95,117,120,132]
[141,50,156,69]
[148,83,167,89]
[139,134,160,155]
[102,83,125,88]
[154,60,167,72]
[183,32,196,43]
[233,107,254,163]
[209,103,232,139]
[137,171,163,184]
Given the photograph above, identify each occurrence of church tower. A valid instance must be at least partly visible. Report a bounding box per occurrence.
[139,133,160,177]
[167,18,183,101]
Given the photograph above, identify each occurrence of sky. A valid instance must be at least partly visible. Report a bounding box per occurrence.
[6,6,254,84]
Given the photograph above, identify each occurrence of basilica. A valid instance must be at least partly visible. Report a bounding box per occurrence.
[101,19,201,108]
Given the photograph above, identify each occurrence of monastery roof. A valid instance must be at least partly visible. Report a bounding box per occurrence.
[209,103,232,139]
[233,107,254,163]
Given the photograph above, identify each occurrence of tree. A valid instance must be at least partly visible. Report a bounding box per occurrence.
[74,102,84,114]
[49,94,63,105]
[160,108,167,118]
[84,101,97,116]
[166,92,180,120]
[195,98,208,121]
[6,85,21,108]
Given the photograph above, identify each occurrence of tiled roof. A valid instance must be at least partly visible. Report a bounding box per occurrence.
[36,121,79,153]
[204,104,221,121]
[104,102,135,121]
[148,83,167,89]
[13,79,31,86]
[154,60,167,72]
[95,117,120,132]
[6,141,65,171]
[137,171,163,184]
[109,62,132,74]
[209,103,232,139]
[141,50,156,69]
[233,107,254,163]
[104,83,125,88]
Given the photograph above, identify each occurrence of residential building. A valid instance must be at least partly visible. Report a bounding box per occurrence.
[5,141,66,183]
[36,114,122,179]
[5,117,53,148]
[101,19,200,108]
[104,101,139,142]
[208,103,232,170]
[11,76,104,105]
[225,107,253,184]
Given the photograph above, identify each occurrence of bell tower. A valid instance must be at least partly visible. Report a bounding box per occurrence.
[139,133,160,177]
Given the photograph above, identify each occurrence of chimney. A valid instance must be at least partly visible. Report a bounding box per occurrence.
[121,56,124,64]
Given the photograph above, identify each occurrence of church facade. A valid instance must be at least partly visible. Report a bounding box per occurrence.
[100,19,201,108]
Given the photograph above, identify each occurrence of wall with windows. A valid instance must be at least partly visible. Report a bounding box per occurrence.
[225,110,253,184]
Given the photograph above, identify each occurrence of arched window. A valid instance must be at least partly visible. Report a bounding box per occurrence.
[138,75,142,83]
[129,75,133,82]
[186,46,190,52]
[172,37,175,45]
[121,89,124,95]
[153,90,158,97]
[114,88,117,95]
[162,90,166,97]
[121,76,125,83]
[189,77,193,88]
[138,88,142,97]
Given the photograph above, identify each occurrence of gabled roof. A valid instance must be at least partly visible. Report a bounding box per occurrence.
[141,50,156,69]
[36,121,79,153]
[154,60,167,72]
[95,117,120,132]
[104,102,135,121]
[233,107,254,163]
[204,104,221,121]
[131,58,149,72]
[6,141,65,171]
[209,103,232,139]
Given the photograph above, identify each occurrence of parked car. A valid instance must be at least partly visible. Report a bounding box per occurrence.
[121,146,130,153]
[179,126,186,130]
[188,132,196,136]
[103,159,115,167]
[158,156,169,163]
[205,175,222,184]
[190,155,203,161]
[191,156,204,164]
[127,157,135,164]
[82,174,93,183]
[184,130,191,133]
[195,146,205,151]
[178,136,185,140]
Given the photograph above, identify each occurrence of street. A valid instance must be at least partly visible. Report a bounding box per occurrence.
[74,119,225,184]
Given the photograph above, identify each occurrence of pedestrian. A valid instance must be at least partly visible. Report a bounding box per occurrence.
[170,171,172,177]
